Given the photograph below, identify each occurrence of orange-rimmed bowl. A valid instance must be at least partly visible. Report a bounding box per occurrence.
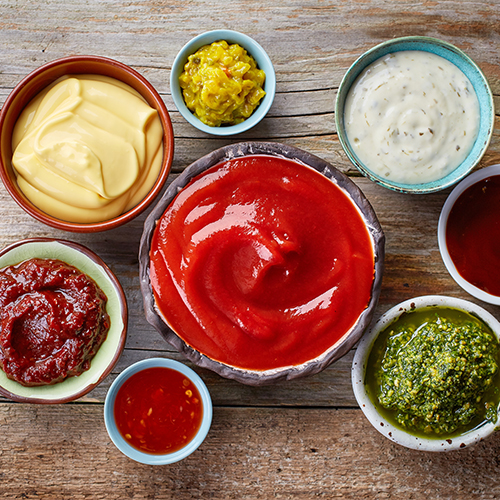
[0,55,174,232]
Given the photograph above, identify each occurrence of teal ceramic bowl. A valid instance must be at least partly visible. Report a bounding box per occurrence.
[335,36,494,194]
[170,30,276,136]
[104,358,212,465]
[0,238,128,404]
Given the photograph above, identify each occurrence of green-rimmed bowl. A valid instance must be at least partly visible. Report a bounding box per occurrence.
[0,238,128,403]
[335,36,494,194]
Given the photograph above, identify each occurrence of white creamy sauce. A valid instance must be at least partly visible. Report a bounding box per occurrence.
[344,50,480,184]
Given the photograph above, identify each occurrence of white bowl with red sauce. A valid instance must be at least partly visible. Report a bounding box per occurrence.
[104,358,212,465]
[438,164,500,305]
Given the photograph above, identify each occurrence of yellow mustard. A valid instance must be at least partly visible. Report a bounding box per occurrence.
[12,75,163,223]
[179,40,266,127]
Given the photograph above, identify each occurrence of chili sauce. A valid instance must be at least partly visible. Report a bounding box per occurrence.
[114,367,203,455]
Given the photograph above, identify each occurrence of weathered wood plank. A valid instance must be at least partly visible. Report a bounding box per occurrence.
[1,0,500,497]
[0,404,499,499]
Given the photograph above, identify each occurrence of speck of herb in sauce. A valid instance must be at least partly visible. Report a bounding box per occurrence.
[365,307,500,438]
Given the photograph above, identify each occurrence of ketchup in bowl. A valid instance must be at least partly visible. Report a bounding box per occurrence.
[150,154,375,371]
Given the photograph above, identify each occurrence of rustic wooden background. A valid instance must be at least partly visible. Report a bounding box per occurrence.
[1,0,500,498]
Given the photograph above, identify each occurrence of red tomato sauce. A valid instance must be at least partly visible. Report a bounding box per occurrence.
[114,367,203,455]
[150,155,375,370]
[446,175,500,296]
[0,258,109,386]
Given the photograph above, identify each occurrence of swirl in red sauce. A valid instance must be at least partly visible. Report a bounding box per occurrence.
[0,258,110,386]
[150,155,375,370]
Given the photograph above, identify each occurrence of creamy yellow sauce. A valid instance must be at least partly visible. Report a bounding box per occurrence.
[344,51,480,184]
[12,75,163,223]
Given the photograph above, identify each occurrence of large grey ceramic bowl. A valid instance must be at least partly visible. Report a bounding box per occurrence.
[139,142,385,385]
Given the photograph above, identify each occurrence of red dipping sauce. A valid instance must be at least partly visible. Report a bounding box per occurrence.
[446,175,500,297]
[150,155,375,371]
[114,367,203,455]
[0,258,110,386]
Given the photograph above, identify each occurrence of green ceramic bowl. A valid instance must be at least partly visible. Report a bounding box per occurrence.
[0,238,128,403]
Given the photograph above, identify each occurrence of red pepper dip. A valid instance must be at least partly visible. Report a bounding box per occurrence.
[114,367,203,454]
[0,258,110,386]
[150,155,375,370]
[446,175,500,296]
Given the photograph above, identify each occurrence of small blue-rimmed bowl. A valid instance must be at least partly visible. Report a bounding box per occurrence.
[335,36,494,194]
[104,358,212,465]
[170,30,276,136]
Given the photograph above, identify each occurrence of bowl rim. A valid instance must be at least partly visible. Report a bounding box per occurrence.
[104,357,213,465]
[438,164,500,305]
[0,237,128,404]
[170,29,276,136]
[0,55,174,233]
[139,141,385,386]
[352,294,500,451]
[335,35,494,194]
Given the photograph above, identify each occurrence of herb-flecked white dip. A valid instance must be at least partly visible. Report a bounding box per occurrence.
[344,50,480,184]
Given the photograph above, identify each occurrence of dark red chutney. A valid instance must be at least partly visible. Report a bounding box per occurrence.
[0,258,110,386]
[150,155,375,370]
[114,367,203,455]
[446,175,500,297]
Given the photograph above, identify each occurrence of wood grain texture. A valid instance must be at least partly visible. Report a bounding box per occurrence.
[0,0,500,497]
[2,404,500,499]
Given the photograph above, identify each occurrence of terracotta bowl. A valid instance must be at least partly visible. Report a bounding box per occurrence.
[0,238,128,403]
[0,55,174,232]
[139,142,384,385]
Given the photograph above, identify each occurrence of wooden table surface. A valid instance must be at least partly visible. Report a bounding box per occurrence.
[1,1,500,498]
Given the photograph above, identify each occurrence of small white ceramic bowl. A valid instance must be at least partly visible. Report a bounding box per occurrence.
[0,238,128,404]
[170,30,276,136]
[336,36,494,194]
[352,295,500,451]
[104,357,212,465]
[438,164,500,305]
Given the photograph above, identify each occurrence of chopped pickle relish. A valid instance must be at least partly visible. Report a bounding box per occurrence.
[179,40,266,127]
[366,307,500,438]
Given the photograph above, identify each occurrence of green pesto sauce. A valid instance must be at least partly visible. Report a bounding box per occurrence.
[365,307,500,438]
